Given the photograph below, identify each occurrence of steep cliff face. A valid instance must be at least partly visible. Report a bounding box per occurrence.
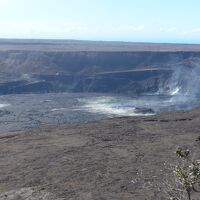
[0,51,200,75]
[0,43,200,95]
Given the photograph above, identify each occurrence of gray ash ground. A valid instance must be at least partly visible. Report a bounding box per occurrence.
[0,93,104,132]
[0,92,200,132]
[0,109,200,200]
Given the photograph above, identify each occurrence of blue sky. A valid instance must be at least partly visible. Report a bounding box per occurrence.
[0,0,200,43]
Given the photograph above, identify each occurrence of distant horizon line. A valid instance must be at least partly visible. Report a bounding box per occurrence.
[0,37,200,46]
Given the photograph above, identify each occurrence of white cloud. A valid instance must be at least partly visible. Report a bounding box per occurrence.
[0,20,95,38]
[181,28,200,36]
[0,20,200,41]
[0,20,149,39]
[117,24,145,33]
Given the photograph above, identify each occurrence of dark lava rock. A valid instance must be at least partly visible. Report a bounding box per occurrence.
[135,107,155,114]
[0,110,11,117]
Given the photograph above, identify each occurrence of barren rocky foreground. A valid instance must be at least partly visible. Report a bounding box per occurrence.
[0,109,199,200]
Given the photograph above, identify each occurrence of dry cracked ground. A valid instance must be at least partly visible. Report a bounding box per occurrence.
[0,110,200,200]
